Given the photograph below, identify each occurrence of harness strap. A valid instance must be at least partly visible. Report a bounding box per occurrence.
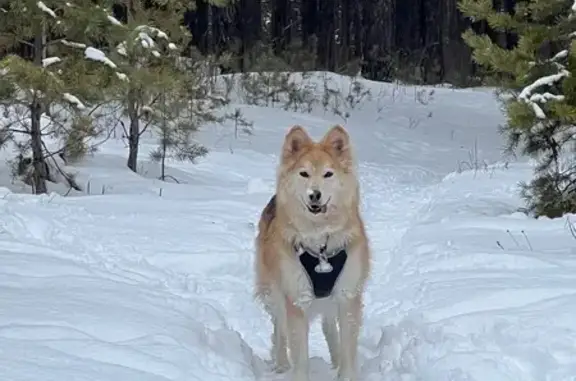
[296,238,348,298]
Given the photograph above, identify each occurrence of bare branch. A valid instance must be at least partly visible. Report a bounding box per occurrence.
[8,128,30,135]
[46,38,71,47]
[40,139,81,191]
[90,121,118,150]
[0,33,34,48]
[139,119,153,137]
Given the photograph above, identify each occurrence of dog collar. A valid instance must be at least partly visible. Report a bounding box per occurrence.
[295,242,348,299]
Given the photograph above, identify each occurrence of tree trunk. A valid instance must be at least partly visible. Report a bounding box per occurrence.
[30,98,47,194]
[126,90,140,172]
[352,0,362,60]
[317,0,336,70]
[236,0,261,70]
[31,23,48,194]
[339,0,352,70]
[271,0,290,56]
[421,0,444,84]
[301,0,318,51]
[211,5,234,72]
[185,0,209,55]
[441,0,477,86]
[161,135,166,181]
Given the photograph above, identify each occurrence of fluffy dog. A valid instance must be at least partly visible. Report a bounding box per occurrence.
[254,125,371,381]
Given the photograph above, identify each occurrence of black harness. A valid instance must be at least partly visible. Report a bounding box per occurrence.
[297,241,348,299]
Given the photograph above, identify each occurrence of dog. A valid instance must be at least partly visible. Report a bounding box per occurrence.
[254,125,371,381]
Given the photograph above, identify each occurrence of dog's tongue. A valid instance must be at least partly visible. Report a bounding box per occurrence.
[310,204,327,214]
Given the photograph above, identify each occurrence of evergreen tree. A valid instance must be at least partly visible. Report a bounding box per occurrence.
[146,62,220,182]
[459,0,576,217]
[0,0,114,194]
[99,0,229,173]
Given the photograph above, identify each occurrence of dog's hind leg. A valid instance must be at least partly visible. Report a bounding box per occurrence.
[321,315,340,369]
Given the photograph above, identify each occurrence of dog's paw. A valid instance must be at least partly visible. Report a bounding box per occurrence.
[329,357,339,370]
[273,364,291,374]
[336,369,357,381]
[290,372,310,381]
[265,359,290,374]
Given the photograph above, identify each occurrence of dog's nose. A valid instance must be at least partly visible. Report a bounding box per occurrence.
[308,189,322,202]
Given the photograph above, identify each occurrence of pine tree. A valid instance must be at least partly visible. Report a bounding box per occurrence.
[0,0,115,194]
[459,0,576,218]
[99,0,229,173]
[146,67,215,182]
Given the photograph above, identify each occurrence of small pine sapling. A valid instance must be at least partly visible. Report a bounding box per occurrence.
[147,83,208,182]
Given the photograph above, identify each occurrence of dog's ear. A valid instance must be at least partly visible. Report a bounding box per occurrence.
[321,125,354,170]
[282,125,312,160]
[321,125,350,156]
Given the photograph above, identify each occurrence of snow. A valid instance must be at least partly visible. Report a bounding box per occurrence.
[520,3,574,119]
[84,46,117,69]
[116,42,127,56]
[115,72,129,82]
[136,25,169,40]
[552,50,568,62]
[139,32,155,49]
[107,15,123,26]
[518,70,570,119]
[61,39,87,49]
[42,56,61,67]
[0,72,575,381]
[62,92,85,109]
[37,1,56,18]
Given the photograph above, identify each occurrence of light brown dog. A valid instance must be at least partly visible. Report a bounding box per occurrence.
[254,125,371,381]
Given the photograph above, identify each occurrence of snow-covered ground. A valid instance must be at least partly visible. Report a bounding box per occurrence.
[1,73,575,381]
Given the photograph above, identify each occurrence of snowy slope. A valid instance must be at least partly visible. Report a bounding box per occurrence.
[1,73,575,381]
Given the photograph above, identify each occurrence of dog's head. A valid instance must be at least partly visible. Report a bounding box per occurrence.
[276,125,358,217]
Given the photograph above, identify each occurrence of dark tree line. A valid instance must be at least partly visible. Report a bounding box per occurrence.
[184,0,519,86]
[0,0,519,87]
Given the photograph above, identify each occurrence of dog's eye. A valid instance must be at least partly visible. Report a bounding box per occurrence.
[299,171,309,178]
[323,171,334,178]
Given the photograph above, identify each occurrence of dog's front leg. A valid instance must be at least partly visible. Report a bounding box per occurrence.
[322,315,340,369]
[271,316,290,372]
[285,298,309,381]
[337,295,362,381]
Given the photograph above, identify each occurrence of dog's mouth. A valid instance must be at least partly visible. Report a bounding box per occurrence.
[306,199,330,215]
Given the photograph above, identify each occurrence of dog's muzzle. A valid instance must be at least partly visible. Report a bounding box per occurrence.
[307,201,328,214]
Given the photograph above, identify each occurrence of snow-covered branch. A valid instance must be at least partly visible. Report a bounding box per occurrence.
[84,47,117,69]
[118,25,179,60]
[42,57,61,67]
[518,70,570,119]
[107,15,122,26]
[61,40,86,49]
[37,1,56,18]
[63,93,85,110]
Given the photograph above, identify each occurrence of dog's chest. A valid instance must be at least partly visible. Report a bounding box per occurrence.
[298,249,347,299]
[282,243,352,313]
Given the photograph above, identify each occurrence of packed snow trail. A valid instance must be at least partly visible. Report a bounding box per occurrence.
[1,75,576,381]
